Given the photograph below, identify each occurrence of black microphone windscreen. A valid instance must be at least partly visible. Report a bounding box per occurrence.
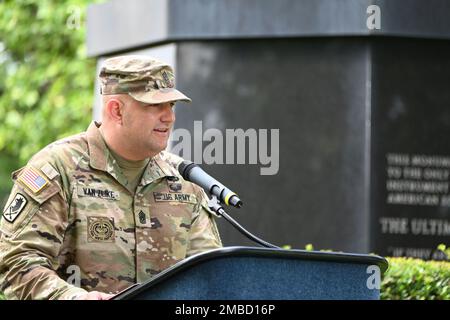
[178,160,196,180]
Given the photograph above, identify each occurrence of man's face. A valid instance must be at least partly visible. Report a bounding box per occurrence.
[121,96,176,159]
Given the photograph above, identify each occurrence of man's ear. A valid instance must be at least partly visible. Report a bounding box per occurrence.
[105,98,124,125]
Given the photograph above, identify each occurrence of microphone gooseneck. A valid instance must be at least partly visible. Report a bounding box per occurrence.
[178,160,279,249]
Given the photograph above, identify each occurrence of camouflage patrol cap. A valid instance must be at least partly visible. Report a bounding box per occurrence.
[99,55,191,104]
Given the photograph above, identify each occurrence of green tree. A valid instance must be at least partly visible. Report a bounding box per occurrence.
[0,0,99,207]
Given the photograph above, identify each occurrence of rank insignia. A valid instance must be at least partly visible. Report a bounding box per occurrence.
[18,167,49,194]
[3,193,27,223]
[138,210,146,224]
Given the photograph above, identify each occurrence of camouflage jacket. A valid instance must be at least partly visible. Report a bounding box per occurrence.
[0,122,222,299]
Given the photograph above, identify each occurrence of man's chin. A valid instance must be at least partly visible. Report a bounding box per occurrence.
[146,144,168,157]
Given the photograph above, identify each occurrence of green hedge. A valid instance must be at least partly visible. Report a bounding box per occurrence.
[381,257,450,300]
[300,244,450,300]
[1,243,449,300]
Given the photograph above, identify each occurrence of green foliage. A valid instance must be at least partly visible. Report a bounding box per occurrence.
[437,244,450,259]
[0,0,99,207]
[381,257,450,300]
[300,243,449,300]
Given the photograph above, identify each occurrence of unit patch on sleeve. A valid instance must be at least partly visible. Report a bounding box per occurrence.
[3,193,28,223]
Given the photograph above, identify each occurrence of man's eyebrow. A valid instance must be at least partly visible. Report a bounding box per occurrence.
[143,102,176,107]
[140,102,158,107]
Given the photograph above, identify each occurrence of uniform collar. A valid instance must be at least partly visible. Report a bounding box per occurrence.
[140,152,180,186]
[86,121,128,188]
[87,121,109,172]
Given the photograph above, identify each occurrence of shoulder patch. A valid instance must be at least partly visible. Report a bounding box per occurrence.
[17,166,49,194]
[2,193,28,223]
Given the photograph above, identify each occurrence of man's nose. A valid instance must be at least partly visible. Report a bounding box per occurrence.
[160,103,175,123]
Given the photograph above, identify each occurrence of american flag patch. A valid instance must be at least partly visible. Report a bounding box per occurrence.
[18,167,49,193]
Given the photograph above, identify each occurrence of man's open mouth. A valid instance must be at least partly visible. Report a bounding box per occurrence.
[154,128,169,133]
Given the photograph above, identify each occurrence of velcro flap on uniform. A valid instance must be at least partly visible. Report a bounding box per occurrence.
[40,163,60,180]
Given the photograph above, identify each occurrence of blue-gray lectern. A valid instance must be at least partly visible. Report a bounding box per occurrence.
[113,246,388,300]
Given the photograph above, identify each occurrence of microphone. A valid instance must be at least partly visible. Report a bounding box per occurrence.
[178,160,243,208]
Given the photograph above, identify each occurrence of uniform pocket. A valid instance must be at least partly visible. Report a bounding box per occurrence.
[145,196,197,258]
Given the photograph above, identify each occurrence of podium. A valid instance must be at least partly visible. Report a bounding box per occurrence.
[113,246,388,300]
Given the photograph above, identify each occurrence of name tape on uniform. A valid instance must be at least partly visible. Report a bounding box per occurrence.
[77,186,120,201]
[153,192,196,204]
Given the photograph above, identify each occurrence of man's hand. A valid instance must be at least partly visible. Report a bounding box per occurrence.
[74,291,115,300]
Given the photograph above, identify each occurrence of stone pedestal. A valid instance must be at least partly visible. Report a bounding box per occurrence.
[88,0,450,258]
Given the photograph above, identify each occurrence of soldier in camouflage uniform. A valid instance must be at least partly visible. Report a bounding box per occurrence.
[0,55,222,300]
